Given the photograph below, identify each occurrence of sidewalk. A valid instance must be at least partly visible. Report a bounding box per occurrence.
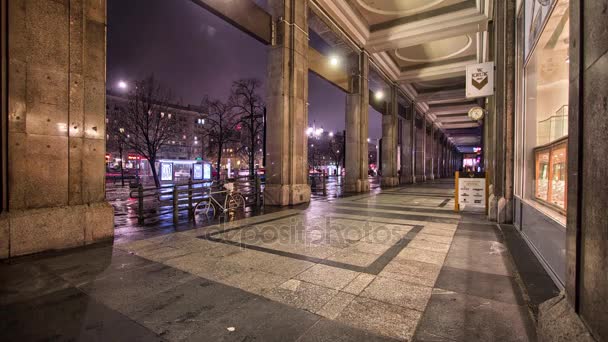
[0,180,552,341]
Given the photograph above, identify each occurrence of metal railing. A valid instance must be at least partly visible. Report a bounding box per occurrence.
[309,172,344,196]
[129,174,263,225]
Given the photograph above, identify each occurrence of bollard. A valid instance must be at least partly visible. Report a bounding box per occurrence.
[173,184,179,225]
[137,184,144,224]
[188,179,193,221]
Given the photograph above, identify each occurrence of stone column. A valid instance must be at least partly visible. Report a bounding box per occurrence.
[421,115,427,182]
[428,123,435,180]
[381,85,398,187]
[410,104,417,183]
[264,0,311,205]
[435,132,441,178]
[400,103,412,184]
[1,0,114,258]
[344,51,369,193]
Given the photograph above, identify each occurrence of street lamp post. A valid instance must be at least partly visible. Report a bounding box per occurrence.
[306,121,324,172]
[118,127,125,187]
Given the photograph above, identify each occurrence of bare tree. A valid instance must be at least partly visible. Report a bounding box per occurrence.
[230,79,265,176]
[117,75,177,188]
[201,98,240,179]
[327,135,344,172]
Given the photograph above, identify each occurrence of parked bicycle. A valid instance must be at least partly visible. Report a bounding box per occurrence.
[193,182,246,220]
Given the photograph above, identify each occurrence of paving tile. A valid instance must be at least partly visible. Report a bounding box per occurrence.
[222,249,314,278]
[295,264,360,290]
[298,317,400,342]
[444,239,513,277]
[220,269,290,295]
[163,252,243,281]
[453,226,502,242]
[413,289,536,342]
[408,239,451,253]
[418,227,456,237]
[396,247,447,266]
[134,245,194,263]
[434,266,524,305]
[380,258,442,287]
[348,241,391,255]
[326,249,379,267]
[262,279,338,314]
[342,273,376,295]
[316,291,356,319]
[416,233,453,245]
[335,296,422,341]
[35,245,155,286]
[183,295,320,342]
[78,263,196,313]
[0,287,162,342]
[125,278,253,341]
[361,276,433,311]
[0,263,70,305]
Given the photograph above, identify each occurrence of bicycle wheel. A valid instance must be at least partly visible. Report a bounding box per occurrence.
[193,198,216,220]
[227,193,246,211]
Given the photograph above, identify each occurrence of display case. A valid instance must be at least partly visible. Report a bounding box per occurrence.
[534,138,567,212]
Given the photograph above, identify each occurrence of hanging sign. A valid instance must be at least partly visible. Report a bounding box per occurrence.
[466,62,494,98]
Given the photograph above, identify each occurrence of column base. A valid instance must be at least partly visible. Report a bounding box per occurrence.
[400,174,413,184]
[488,193,499,221]
[537,294,596,342]
[0,202,114,259]
[497,197,513,223]
[381,177,399,187]
[344,179,370,193]
[264,184,311,206]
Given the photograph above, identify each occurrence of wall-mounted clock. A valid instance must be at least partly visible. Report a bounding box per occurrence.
[468,106,485,121]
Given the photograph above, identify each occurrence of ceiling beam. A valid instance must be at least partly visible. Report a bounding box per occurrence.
[308,47,350,92]
[397,60,472,82]
[367,10,488,52]
[191,0,271,44]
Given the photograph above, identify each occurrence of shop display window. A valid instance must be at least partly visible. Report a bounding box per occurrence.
[534,140,567,211]
[523,0,569,214]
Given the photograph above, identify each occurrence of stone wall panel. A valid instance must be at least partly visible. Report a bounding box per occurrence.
[68,137,84,205]
[25,67,69,136]
[8,60,27,133]
[83,20,105,82]
[25,0,69,70]
[8,132,28,209]
[83,77,105,139]
[82,138,106,203]
[25,135,69,208]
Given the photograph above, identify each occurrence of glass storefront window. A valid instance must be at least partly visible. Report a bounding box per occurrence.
[523,0,569,213]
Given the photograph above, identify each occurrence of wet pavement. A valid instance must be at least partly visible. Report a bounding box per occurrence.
[1,179,547,341]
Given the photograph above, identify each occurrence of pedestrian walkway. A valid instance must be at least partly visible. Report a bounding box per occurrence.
[1,180,540,341]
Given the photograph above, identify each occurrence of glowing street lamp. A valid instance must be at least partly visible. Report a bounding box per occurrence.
[329,55,340,67]
[374,91,384,100]
[307,121,324,139]
[118,80,128,90]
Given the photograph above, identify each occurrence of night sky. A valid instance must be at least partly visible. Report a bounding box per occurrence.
[107,0,382,139]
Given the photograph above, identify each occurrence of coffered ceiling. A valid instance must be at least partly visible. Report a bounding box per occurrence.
[311,0,493,152]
